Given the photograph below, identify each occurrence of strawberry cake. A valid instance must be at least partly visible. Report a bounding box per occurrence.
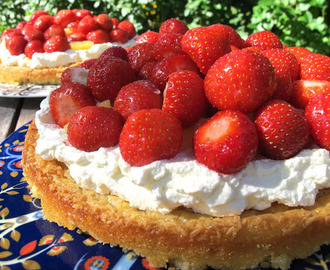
[0,9,137,85]
[22,18,330,270]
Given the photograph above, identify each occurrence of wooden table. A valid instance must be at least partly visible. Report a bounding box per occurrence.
[0,97,43,142]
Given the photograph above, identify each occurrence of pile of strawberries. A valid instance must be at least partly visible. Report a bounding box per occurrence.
[0,9,136,58]
[48,18,330,175]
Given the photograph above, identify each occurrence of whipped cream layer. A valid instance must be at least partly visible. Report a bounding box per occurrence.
[34,96,330,217]
[0,36,136,69]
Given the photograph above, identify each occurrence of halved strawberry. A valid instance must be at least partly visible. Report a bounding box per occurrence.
[204,50,277,113]
[245,30,283,51]
[305,93,330,151]
[119,109,183,166]
[67,106,123,152]
[114,80,162,120]
[290,80,330,109]
[49,82,96,127]
[61,66,89,86]
[193,110,258,174]
[255,99,310,159]
[181,25,231,75]
[163,70,206,127]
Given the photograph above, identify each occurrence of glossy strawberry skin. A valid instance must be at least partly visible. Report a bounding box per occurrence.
[87,56,136,102]
[194,110,258,174]
[290,80,330,109]
[94,14,113,32]
[159,18,189,36]
[135,31,159,44]
[204,50,277,113]
[163,70,206,127]
[49,82,96,127]
[127,43,155,72]
[117,20,136,39]
[245,30,283,51]
[33,15,54,32]
[5,34,27,55]
[153,33,185,61]
[109,28,129,44]
[77,15,97,36]
[24,40,44,58]
[44,24,66,40]
[86,29,111,44]
[208,24,245,49]
[114,80,162,120]
[54,9,77,29]
[300,53,330,81]
[99,46,128,61]
[305,94,330,151]
[181,25,231,75]
[44,35,69,52]
[285,46,312,64]
[119,109,183,166]
[255,100,310,160]
[67,106,124,152]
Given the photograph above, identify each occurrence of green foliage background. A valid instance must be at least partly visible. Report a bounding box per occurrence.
[0,0,329,55]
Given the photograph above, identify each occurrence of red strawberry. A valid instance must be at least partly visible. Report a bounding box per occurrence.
[109,28,129,44]
[181,25,231,75]
[261,48,300,82]
[94,14,113,32]
[285,46,312,64]
[22,25,44,42]
[163,70,206,127]
[208,24,245,49]
[255,99,310,159]
[24,40,44,58]
[79,58,97,69]
[135,31,159,44]
[300,53,330,81]
[44,24,66,40]
[86,29,111,44]
[74,9,92,20]
[117,20,136,39]
[67,106,123,152]
[138,61,157,80]
[15,21,27,31]
[245,30,283,51]
[99,46,128,61]
[119,109,183,166]
[114,80,162,120]
[291,80,330,109]
[111,18,119,27]
[305,93,330,150]
[159,18,189,36]
[33,15,54,32]
[151,54,200,91]
[153,33,185,61]
[61,66,89,86]
[30,11,50,23]
[54,9,77,29]
[1,29,21,43]
[77,15,98,36]
[44,35,70,52]
[5,34,27,55]
[67,32,86,42]
[193,110,258,174]
[204,50,277,113]
[87,56,136,102]
[127,42,155,72]
[49,82,96,127]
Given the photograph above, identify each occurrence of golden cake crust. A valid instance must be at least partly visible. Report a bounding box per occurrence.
[0,61,80,85]
[22,120,330,270]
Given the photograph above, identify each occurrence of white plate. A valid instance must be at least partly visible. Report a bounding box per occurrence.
[0,83,59,98]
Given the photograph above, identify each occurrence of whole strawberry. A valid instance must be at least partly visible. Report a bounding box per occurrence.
[49,82,96,127]
[119,109,183,166]
[87,56,136,102]
[245,30,283,51]
[300,53,330,81]
[163,70,206,127]
[67,106,124,152]
[181,25,231,75]
[204,50,277,113]
[114,80,162,120]
[194,110,258,174]
[255,100,310,159]
[305,94,330,151]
